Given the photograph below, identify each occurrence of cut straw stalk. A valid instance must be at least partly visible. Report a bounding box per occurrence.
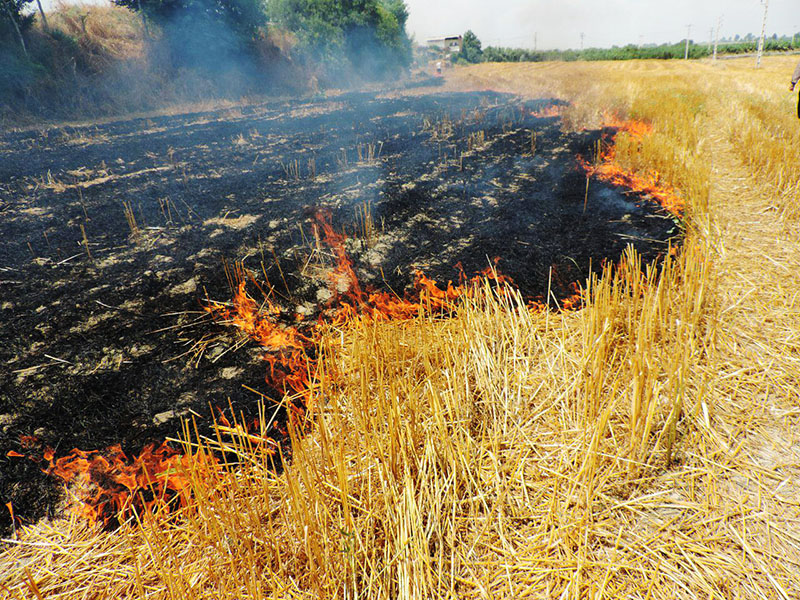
[80,223,92,261]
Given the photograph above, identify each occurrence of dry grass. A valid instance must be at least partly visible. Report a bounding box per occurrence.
[44,2,146,64]
[722,60,800,222]
[4,56,800,599]
[4,3,310,126]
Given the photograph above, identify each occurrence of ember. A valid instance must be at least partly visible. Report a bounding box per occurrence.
[531,104,566,119]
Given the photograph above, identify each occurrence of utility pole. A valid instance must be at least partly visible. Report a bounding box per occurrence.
[580,32,585,50]
[534,32,537,51]
[756,0,769,69]
[684,24,692,60]
[713,16,723,62]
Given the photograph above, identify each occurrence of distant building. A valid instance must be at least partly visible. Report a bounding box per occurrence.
[427,36,463,55]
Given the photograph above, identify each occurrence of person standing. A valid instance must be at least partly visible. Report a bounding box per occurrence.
[791,57,800,118]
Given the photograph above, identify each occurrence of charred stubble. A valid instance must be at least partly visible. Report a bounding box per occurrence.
[0,91,679,531]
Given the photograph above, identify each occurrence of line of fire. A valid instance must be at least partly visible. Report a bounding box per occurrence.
[2,92,684,531]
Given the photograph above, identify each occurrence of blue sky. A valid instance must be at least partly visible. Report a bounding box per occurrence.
[404,0,799,50]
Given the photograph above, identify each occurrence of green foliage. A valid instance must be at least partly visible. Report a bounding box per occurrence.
[268,0,412,80]
[46,27,80,52]
[460,30,482,64]
[1,0,34,42]
[481,35,800,65]
[112,0,269,77]
[0,43,38,93]
[1,0,36,107]
[114,0,266,37]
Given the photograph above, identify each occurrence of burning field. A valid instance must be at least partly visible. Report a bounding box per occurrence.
[4,53,800,599]
[1,90,682,532]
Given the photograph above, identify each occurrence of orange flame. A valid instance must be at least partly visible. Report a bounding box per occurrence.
[531,105,565,119]
[581,114,683,216]
[599,112,654,137]
[205,275,314,406]
[312,210,519,324]
[41,442,213,527]
[37,190,597,527]
[205,280,308,352]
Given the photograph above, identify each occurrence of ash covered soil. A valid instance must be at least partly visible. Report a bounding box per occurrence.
[0,91,680,531]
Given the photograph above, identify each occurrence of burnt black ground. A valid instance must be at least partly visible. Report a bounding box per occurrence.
[0,91,681,533]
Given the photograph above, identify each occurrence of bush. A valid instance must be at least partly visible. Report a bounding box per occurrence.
[0,45,40,99]
[268,0,412,82]
[480,36,800,65]
[0,0,413,123]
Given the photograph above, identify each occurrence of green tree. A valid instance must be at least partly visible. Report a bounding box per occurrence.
[460,30,483,63]
[1,0,34,54]
[112,0,268,75]
[114,0,266,36]
[268,0,411,80]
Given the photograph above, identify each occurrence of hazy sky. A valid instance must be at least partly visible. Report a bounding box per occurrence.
[36,0,800,51]
[405,0,800,50]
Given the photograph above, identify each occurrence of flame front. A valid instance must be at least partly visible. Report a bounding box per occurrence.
[30,114,679,527]
[42,443,214,526]
[581,114,684,216]
[531,105,565,119]
[313,209,517,323]
[209,280,308,352]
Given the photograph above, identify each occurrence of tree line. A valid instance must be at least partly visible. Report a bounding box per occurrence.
[457,29,800,64]
[1,0,412,87]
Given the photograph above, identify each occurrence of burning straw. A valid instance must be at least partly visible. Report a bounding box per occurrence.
[1,239,721,598]
[580,114,685,216]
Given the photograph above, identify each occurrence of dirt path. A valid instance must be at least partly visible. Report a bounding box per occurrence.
[440,61,800,595]
[709,124,800,410]
[712,101,800,552]
[680,103,800,596]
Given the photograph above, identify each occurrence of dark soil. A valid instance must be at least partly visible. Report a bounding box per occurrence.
[0,91,680,534]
